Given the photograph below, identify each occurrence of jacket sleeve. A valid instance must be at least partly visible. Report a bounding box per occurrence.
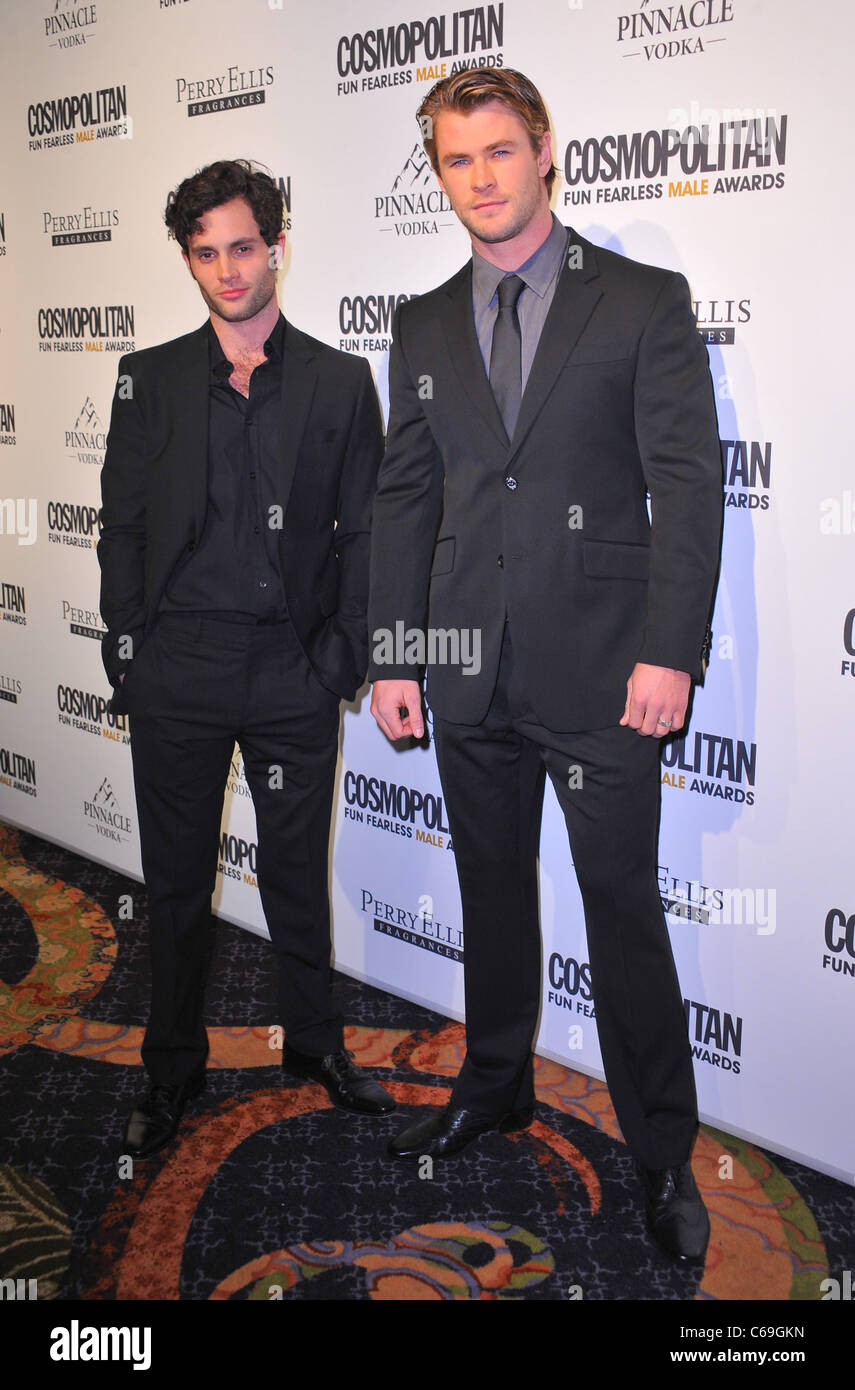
[633,271,723,678]
[366,304,445,683]
[333,356,385,686]
[97,355,148,696]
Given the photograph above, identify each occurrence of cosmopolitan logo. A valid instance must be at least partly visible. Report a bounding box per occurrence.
[336,5,504,93]
[360,889,464,963]
[617,0,734,62]
[176,65,274,118]
[660,730,756,804]
[562,117,786,206]
[0,674,22,704]
[1,581,26,626]
[57,684,128,741]
[43,205,118,247]
[38,305,135,355]
[685,997,742,1072]
[218,831,259,885]
[43,2,99,52]
[60,598,106,640]
[343,769,452,848]
[722,438,771,512]
[0,403,15,447]
[27,85,128,150]
[66,397,105,465]
[823,909,855,980]
[546,952,595,1019]
[375,144,454,238]
[47,500,100,550]
[0,747,37,799]
[338,293,415,354]
[83,778,131,842]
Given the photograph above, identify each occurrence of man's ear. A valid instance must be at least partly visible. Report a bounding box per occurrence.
[181,250,192,276]
[537,130,553,178]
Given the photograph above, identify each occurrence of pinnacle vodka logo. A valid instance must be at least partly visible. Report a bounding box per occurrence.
[42,1,99,52]
[616,0,736,63]
[82,777,132,843]
[225,752,251,799]
[373,143,454,238]
[65,396,105,466]
[175,64,275,118]
[336,4,505,96]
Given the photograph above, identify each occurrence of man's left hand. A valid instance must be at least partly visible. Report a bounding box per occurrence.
[619,663,691,737]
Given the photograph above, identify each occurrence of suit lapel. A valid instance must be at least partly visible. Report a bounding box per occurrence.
[507,235,603,466]
[278,320,319,508]
[442,266,509,451]
[172,325,210,541]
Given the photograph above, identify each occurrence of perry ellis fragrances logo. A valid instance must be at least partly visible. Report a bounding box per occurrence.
[43,205,118,247]
[43,1,99,52]
[60,598,106,640]
[694,296,750,346]
[0,403,15,447]
[83,777,132,843]
[66,397,105,466]
[38,305,135,354]
[176,65,274,117]
[0,747,37,798]
[561,115,786,207]
[0,673,22,704]
[374,145,454,238]
[27,84,129,150]
[660,729,756,804]
[338,293,416,354]
[359,889,464,963]
[1,581,26,625]
[617,0,735,62]
[336,4,504,95]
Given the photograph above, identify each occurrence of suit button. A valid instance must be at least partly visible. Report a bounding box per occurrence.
[505,476,517,491]
[497,554,504,567]
[187,541,196,552]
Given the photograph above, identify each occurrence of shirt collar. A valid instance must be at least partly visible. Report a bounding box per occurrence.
[208,311,286,380]
[472,214,569,309]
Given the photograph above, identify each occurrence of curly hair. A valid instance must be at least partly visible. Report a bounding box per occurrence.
[417,69,558,196]
[164,160,284,252]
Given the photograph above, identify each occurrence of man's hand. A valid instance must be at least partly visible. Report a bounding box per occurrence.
[371,679,424,741]
[620,663,691,737]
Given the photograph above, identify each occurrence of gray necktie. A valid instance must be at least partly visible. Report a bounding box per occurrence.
[489,274,525,438]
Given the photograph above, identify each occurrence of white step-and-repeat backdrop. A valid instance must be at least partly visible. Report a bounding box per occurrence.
[1,0,852,1183]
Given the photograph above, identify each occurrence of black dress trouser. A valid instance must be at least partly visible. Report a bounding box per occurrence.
[432,625,698,1170]
[125,613,344,1086]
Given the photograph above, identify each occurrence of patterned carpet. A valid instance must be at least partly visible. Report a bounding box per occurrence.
[1,821,852,1304]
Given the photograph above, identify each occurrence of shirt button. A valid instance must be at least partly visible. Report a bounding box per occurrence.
[249,471,256,480]
[258,581,268,589]
[505,476,518,491]
[254,526,260,534]
[497,554,504,567]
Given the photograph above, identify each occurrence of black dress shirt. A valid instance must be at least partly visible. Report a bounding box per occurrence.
[160,314,288,622]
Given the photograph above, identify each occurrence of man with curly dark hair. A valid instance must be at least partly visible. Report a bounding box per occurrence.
[99,160,392,1158]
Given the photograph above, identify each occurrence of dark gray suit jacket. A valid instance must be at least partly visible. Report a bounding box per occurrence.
[368,230,723,730]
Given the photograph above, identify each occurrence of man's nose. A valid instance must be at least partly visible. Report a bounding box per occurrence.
[470,158,495,190]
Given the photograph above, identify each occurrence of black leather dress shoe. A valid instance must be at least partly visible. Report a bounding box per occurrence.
[281,1045,395,1116]
[640,1162,710,1264]
[388,1102,535,1159]
[122,1072,206,1160]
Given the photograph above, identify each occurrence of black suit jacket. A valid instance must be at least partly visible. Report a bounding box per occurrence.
[368,230,723,730]
[99,319,383,712]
